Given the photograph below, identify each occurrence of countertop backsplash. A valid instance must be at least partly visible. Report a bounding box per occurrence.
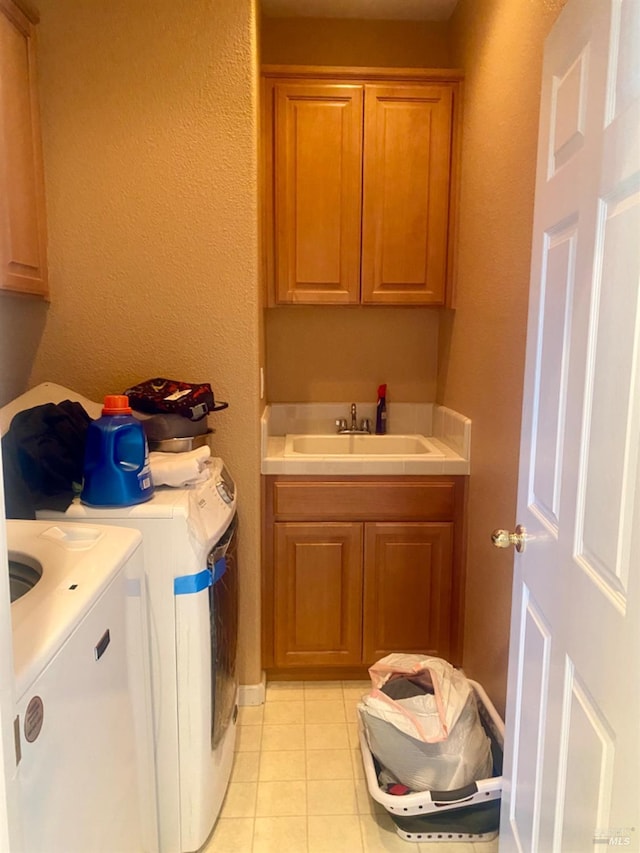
[264,402,434,438]
[432,405,471,460]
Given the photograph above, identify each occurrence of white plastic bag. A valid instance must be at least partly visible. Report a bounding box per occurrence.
[358,654,493,792]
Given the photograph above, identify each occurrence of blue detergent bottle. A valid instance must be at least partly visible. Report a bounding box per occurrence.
[81,394,154,507]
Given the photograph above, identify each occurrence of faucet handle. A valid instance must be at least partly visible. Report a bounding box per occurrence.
[335,418,348,433]
[361,418,371,434]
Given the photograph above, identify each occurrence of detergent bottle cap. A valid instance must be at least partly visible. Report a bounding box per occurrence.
[102,394,132,415]
[377,384,387,398]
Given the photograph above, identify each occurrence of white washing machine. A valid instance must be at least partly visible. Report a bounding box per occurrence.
[8,520,158,853]
[1,383,239,853]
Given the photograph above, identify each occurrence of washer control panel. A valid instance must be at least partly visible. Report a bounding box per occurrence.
[215,464,235,504]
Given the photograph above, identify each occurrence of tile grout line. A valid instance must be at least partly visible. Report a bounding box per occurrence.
[249,816,256,852]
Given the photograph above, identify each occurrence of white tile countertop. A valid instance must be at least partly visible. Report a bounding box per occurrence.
[261,403,471,476]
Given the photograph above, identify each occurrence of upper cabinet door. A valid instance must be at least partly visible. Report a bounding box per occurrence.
[0,0,48,298]
[273,83,363,304]
[361,84,453,305]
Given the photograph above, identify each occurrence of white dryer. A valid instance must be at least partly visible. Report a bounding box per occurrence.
[8,520,158,853]
[2,383,239,853]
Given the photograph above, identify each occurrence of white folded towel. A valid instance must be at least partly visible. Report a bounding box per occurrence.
[149,446,211,487]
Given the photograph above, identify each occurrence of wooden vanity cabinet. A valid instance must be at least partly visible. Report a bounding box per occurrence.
[363,521,454,663]
[274,521,364,667]
[262,67,462,307]
[262,476,466,678]
[0,0,48,298]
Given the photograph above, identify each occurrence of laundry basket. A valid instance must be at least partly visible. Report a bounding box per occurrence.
[358,680,503,843]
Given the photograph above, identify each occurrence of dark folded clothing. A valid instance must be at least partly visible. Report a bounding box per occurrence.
[2,401,93,519]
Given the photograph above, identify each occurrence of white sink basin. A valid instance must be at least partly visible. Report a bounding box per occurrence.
[283,434,444,457]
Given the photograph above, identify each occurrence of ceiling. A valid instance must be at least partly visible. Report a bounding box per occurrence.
[261,0,459,21]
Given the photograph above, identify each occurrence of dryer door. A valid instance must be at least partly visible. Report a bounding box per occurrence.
[208,513,239,748]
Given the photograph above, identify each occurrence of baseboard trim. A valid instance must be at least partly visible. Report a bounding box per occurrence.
[238,672,266,706]
[265,666,371,681]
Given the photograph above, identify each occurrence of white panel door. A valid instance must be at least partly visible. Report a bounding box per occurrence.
[500,0,640,850]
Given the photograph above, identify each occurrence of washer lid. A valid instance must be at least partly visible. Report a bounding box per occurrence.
[7,521,142,699]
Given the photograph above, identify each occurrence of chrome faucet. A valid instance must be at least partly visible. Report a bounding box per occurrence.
[335,403,371,435]
[349,402,358,431]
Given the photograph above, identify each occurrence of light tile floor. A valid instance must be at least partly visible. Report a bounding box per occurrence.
[202,681,500,853]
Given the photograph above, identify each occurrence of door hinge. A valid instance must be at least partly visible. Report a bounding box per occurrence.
[13,716,21,766]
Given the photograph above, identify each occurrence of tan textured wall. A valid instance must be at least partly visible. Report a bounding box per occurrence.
[261,17,452,67]
[0,296,47,406]
[261,17,451,404]
[31,0,263,684]
[443,0,566,715]
[266,307,439,402]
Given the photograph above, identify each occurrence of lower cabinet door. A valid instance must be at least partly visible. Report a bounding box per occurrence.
[274,522,364,667]
[362,522,453,664]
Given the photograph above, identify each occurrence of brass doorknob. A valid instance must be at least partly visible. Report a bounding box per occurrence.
[491,525,527,553]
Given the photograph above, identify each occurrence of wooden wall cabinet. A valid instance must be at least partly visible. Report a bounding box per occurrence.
[263,476,467,678]
[0,0,48,298]
[262,66,462,307]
